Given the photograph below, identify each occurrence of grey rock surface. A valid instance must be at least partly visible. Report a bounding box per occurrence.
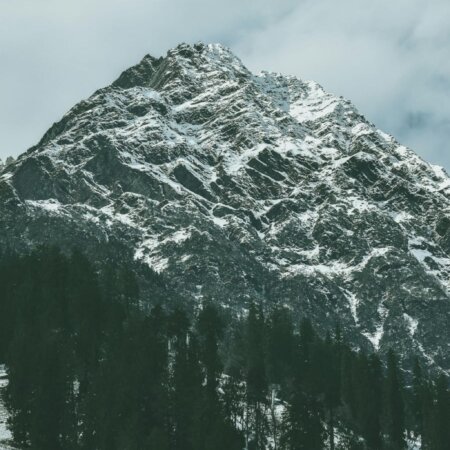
[1,42,449,374]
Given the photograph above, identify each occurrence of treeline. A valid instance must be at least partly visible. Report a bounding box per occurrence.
[0,247,449,450]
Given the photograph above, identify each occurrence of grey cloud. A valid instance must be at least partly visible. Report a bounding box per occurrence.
[235,0,450,168]
[1,0,449,172]
[0,0,295,159]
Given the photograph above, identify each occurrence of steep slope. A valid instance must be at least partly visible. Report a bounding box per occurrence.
[1,42,449,373]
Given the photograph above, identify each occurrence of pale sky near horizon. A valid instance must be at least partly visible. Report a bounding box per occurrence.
[1,0,449,170]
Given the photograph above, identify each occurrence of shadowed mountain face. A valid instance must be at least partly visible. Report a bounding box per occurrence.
[1,42,449,373]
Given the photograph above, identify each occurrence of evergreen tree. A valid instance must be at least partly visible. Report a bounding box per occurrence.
[5,326,35,446]
[197,302,223,393]
[384,350,406,449]
[222,373,245,434]
[68,249,104,385]
[360,354,383,450]
[280,318,325,450]
[196,303,243,449]
[420,380,435,450]
[322,333,341,450]
[411,357,425,438]
[29,334,74,450]
[245,303,268,450]
[266,306,295,387]
[2,246,450,450]
[297,318,317,391]
[340,347,357,418]
[280,386,325,450]
[171,317,203,450]
[430,375,450,450]
[266,307,295,449]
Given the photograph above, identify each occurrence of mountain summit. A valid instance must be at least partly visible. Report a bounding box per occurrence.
[1,42,449,374]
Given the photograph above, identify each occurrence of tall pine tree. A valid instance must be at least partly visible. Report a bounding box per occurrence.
[384,350,406,450]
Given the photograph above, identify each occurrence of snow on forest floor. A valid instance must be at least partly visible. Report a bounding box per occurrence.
[0,366,15,450]
[0,366,424,450]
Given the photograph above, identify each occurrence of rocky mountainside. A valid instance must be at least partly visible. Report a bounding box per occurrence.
[1,42,449,374]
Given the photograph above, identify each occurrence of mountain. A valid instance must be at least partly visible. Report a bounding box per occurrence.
[1,42,449,374]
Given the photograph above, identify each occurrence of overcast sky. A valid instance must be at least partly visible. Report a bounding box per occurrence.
[1,0,449,170]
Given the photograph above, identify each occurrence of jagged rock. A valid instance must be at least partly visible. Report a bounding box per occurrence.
[1,42,449,375]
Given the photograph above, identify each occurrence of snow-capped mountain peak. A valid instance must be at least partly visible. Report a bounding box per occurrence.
[1,42,449,374]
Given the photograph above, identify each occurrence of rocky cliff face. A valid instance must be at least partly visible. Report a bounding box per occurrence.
[1,42,449,374]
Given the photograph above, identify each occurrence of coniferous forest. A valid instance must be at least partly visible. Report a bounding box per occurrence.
[0,247,449,450]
